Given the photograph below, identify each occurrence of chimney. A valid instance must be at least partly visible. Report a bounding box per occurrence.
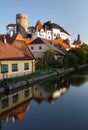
[10,30,13,37]
[4,35,7,44]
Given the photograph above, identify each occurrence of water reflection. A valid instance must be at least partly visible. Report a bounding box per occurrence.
[0,68,88,127]
[0,77,70,124]
[34,77,70,104]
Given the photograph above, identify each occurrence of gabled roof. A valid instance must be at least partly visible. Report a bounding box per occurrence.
[35,20,43,31]
[43,20,70,36]
[29,37,45,45]
[0,41,29,60]
[29,37,66,55]
[0,33,35,60]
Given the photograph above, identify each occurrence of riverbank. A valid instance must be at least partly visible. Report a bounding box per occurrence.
[0,64,88,93]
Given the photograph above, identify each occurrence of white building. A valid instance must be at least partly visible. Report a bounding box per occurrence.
[28,37,66,59]
[28,20,71,42]
[6,24,17,36]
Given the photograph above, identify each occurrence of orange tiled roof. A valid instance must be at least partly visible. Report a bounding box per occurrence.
[15,33,24,41]
[0,33,33,44]
[0,41,23,60]
[0,33,35,60]
[0,33,23,43]
[0,41,34,60]
[35,20,43,31]
[16,111,26,120]
[24,38,34,45]
[52,38,70,49]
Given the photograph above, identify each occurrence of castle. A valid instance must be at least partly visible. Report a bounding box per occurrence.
[6,13,71,42]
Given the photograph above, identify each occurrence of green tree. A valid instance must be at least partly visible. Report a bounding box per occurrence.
[63,52,78,68]
[43,50,56,68]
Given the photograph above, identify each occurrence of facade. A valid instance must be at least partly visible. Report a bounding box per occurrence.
[0,60,35,79]
[0,34,35,80]
[28,20,71,42]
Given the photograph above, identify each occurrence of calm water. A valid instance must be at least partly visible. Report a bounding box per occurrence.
[0,68,88,130]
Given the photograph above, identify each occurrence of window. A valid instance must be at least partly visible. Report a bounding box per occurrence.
[39,46,42,50]
[24,90,29,97]
[31,46,34,50]
[1,64,8,73]
[12,64,18,72]
[54,33,56,37]
[2,98,9,108]
[24,63,29,70]
[12,94,18,103]
[48,37,50,39]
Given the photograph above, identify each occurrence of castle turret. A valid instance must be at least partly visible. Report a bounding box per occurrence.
[16,13,28,38]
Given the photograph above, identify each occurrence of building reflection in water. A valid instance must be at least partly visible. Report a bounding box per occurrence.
[0,76,70,124]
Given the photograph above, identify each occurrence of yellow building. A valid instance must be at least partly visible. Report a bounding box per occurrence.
[0,33,35,80]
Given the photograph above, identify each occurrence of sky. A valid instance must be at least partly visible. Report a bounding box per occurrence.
[0,0,88,43]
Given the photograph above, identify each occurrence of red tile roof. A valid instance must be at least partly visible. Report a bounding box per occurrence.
[52,38,70,49]
[0,33,25,44]
[24,38,34,45]
[35,20,43,31]
[0,33,35,60]
[0,41,33,60]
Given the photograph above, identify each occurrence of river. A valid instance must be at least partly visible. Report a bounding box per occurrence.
[0,68,88,130]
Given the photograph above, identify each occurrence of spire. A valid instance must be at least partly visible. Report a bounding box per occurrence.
[77,34,80,40]
[77,34,81,44]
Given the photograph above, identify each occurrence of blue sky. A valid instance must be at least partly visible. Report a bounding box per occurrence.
[0,0,88,43]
